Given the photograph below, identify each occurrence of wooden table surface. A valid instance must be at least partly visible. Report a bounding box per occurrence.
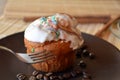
[0,0,6,16]
[3,0,120,18]
[0,0,120,50]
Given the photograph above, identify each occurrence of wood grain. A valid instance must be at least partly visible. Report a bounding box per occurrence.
[4,0,120,18]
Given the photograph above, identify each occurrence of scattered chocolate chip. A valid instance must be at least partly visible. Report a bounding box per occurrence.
[83,74,89,79]
[45,72,53,77]
[63,73,71,79]
[43,75,49,80]
[89,53,95,59]
[16,73,26,80]
[82,72,92,79]
[49,75,57,80]
[70,71,77,77]
[29,76,36,80]
[75,69,83,76]
[76,53,81,58]
[32,70,39,76]
[82,50,89,57]
[58,75,64,80]
[76,49,82,58]
[36,74,43,79]
[78,60,87,68]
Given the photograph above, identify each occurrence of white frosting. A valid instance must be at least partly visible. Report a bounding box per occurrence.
[24,13,84,50]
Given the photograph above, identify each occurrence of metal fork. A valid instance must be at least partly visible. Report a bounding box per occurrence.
[0,46,55,64]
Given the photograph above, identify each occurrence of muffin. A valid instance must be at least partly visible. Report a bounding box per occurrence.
[24,13,84,72]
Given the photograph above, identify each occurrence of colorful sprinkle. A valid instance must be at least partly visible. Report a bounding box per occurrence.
[39,15,58,31]
[40,17,47,24]
[41,17,47,21]
[51,16,57,25]
[53,21,57,25]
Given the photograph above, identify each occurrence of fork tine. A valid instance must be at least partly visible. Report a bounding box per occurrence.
[31,53,54,60]
[28,50,46,56]
[28,50,56,63]
[29,51,51,58]
[33,55,56,63]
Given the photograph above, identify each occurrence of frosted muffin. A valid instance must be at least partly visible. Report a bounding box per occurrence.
[24,13,84,72]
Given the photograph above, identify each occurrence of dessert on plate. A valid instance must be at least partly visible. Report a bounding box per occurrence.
[24,13,84,72]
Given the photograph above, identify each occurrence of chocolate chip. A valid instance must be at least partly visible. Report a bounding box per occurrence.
[75,69,83,76]
[76,53,81,58]
[63,73,71,79]
[78,60,86,68]
[36,74,43,79]
[89,53,95,59]
[45,72,53,77]
[76,49,82,58]
[29,76,36,80]
[58,75,64,80]
[16,73,26,80]
[82,49,89,57]
[49,75,57,80]
[43,75,49,80]
[82,72,92,79]
[70,71,77,77]
[32,70,39,76]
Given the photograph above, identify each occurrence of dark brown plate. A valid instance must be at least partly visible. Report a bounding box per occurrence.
[0,32,120,80]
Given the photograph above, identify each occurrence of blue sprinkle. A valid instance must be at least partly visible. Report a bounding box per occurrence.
[51,16,57,24]
[41,17,47,21]
[51,16,55,19]
[40,17,47,24]
[53,21,57,25]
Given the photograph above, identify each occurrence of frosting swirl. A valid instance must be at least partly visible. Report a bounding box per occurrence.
[24,13,84,50]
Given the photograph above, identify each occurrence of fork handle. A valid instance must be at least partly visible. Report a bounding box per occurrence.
[0,46,15,55]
